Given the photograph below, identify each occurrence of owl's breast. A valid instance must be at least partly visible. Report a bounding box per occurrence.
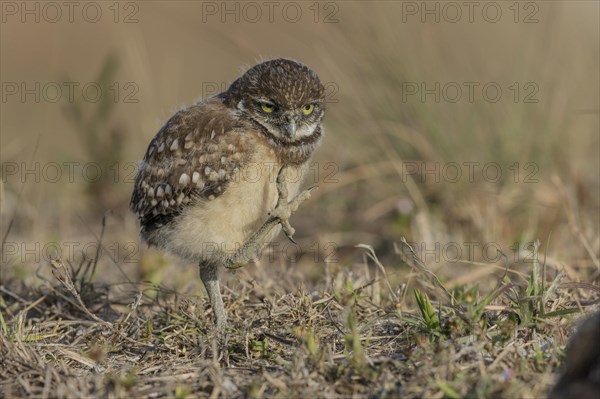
[155,142,307,263]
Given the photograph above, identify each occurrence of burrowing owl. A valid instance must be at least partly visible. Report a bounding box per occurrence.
[130,59,326,328]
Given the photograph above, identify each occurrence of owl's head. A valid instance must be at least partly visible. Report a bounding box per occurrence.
[223,58,326,142]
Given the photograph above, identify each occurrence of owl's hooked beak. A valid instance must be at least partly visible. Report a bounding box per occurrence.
[285,115,298,137]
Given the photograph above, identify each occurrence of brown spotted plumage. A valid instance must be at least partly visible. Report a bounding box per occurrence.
[130,59,326,328]
[131,99,255,240]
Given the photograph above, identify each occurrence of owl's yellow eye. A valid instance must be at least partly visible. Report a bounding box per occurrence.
[261,103,275,113]
[302,103,315,115]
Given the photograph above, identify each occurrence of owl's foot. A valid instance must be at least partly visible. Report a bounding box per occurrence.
[223,166,315,270]
[270,166,316,243]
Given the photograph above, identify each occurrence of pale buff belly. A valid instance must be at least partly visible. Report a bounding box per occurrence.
[156,160,307,263]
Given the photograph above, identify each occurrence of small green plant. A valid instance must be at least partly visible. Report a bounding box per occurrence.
[344,303,368,374]
[175,386,191,399]
[503,241,580,328]
[251,336,269,359]
[414,288,440,335]
[0,293,9,338]
[296,326,321,361]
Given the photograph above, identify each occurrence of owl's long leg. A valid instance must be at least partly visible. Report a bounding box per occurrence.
[224,166,315,270]
[199,262,228,329]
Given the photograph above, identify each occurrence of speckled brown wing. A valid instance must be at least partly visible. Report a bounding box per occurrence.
[130,97,254,235]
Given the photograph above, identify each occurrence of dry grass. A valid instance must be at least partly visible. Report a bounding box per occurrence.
[1,238,598,398]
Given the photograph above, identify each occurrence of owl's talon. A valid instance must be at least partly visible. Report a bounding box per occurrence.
[282,221,296,242]
[286,234,297,244]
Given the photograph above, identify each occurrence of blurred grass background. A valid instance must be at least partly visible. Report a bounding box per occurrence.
[1,1,598,292]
